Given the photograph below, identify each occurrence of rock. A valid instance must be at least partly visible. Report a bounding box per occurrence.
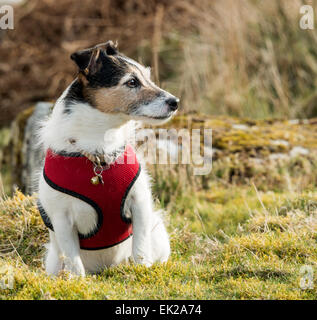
[7,103,52,194]
[22,102,53,194]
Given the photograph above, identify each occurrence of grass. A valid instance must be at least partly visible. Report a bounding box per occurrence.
[0,128,11,195]
[0,186,316,300]
[152,0,317,119]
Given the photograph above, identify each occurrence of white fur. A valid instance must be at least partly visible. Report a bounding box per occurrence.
[131,95,176,121]
[38,84,171,276]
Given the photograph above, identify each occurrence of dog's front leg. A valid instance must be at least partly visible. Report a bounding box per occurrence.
[52,213,85,276]
[131,204,153,267]
[130,172,153,267]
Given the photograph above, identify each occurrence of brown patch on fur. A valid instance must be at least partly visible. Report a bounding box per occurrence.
[78,72,88,86]
[86,85,162,114]
[89,87,129,113]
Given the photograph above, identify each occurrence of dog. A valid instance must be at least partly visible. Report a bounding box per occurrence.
[37,41,179,276]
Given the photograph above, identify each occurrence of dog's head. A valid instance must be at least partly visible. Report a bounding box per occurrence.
[70,41,179,124]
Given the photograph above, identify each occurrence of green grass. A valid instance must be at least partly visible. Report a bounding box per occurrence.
[0,187,316,300]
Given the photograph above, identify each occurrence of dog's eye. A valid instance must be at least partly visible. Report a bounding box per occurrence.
[126,78,140,88]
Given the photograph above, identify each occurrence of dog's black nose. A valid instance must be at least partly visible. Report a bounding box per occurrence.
[166,98,179,111]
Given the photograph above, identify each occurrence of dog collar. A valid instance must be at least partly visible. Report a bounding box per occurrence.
[80,146,126,185]
[61,144,126,185]
[81,145,126,165]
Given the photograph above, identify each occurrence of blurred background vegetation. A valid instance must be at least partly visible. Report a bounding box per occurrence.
[1,0,317,127]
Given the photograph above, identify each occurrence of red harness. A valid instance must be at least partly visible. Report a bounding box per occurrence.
[38,145,140,250]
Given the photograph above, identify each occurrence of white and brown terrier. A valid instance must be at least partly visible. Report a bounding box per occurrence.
[37,41,179,276]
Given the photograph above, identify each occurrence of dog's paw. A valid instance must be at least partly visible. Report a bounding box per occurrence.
[61,255,86,277]
[132,254,153,267]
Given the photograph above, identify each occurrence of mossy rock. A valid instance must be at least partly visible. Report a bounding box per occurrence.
[2,107,317,194]
[154,114,317,193]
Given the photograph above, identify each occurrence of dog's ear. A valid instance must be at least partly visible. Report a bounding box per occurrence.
[70,48,93,72]
[70,41,119,75]
[101,40,118,56]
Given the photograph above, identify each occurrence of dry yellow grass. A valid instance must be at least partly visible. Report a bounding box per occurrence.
[1,0,317,124]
